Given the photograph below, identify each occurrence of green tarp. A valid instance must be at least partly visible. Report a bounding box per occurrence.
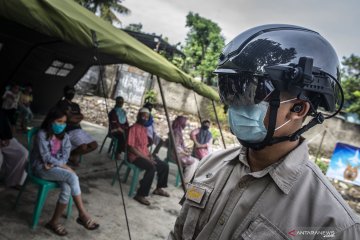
[0,0,220,101]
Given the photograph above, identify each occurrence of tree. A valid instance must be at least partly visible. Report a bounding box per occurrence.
[341,54,360,116]
[74,0,130,24]
[183,12,225,85]
[124,23,143,32]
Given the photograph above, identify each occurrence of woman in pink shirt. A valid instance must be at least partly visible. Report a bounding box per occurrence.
[31,108,99,236]
[172,116,199,183]
[190,120,212,160]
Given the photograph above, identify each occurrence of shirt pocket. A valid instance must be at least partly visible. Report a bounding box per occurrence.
[180,182,213,240]
[241,214,288,240]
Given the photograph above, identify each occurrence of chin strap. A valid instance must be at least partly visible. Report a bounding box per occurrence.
[242,112,324,150]
[239,91,280,150]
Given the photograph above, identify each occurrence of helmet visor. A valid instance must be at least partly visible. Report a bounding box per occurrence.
[218,74,275,106]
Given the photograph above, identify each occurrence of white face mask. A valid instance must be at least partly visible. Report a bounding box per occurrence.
[228,98,296,143]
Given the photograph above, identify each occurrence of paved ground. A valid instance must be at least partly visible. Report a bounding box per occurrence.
[0,120,184,240]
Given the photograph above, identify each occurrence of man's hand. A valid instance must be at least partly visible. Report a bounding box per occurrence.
[147,155,157,165]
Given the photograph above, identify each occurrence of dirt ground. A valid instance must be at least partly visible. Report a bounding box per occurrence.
[0,121,183,240]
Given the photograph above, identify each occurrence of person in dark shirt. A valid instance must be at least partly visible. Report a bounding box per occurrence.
[57,86,97,165]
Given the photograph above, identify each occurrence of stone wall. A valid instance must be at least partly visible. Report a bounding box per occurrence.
[304,116,360,157]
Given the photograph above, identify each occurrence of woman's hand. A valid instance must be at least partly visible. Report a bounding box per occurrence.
[44,163,54,170]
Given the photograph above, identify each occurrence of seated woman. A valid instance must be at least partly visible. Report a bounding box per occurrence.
[108,96,129,158]
[171,116,199,184]
[31,107,99,236]
[190,120,212,160]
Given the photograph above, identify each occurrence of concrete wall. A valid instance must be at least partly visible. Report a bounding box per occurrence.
[303,116,360,155]
[153,78,206,115]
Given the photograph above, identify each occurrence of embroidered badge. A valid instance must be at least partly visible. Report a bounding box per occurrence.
[186,184,206,204]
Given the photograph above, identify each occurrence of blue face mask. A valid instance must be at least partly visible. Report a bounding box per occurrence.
[52,122,66,134]
[228,99,295,143]
[228,102,269,143]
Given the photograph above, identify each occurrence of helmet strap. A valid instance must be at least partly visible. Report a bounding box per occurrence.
[239,90,280,150]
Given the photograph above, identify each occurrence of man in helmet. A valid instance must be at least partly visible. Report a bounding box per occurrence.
[168,24,359,239]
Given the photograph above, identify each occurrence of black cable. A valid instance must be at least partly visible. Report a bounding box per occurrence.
[91,30,132,240]
[320,71,344,119]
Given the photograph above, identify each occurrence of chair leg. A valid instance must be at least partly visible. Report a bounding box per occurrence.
[111,161,124,186]
[175,170,181,187]
[99,136,108,153]
[66,197,73,219]
[123,166,131,183]
[128,168,140,197]
[32,185,50,229]
[14,177,29,209]
[107,138,114,154]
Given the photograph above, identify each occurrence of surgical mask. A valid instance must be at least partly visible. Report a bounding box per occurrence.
[228,98,295,143]
[52,122,66,134]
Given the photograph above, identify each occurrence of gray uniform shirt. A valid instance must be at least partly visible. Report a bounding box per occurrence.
[168,141,360,240]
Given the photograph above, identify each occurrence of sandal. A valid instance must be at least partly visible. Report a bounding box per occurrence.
[76,217,100,230]
[45,223,68,236]
[153,188,170,197]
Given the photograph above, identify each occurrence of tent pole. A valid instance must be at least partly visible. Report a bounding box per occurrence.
[212,100,226,149]
[193,92,202,123]
[156,76,186,192]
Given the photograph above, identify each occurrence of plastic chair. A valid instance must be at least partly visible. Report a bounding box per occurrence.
[111,137,144,197]
[14,127,73,229]
[164,139,181,187]
[99,131,114,154]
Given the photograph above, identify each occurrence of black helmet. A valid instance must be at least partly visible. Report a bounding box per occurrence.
[215,24,342,113]
[215,24,343,150]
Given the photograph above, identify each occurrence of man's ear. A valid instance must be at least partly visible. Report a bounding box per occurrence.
[289,102,310,120]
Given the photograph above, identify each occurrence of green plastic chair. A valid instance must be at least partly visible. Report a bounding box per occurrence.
[14,127,73,229]
[111,136,144,197]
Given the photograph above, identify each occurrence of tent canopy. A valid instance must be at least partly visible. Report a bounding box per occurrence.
[0,0,219,112]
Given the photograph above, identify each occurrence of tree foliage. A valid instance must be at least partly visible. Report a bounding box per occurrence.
[73,0,130,24]
[341,54,360,116]
[124,23,143,32]
[183,12,225,85]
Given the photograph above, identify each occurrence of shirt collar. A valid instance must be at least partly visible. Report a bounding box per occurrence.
[224,141,309,194]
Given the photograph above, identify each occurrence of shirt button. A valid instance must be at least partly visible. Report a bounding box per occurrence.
[218,217,225,225]
[206,173,213,178]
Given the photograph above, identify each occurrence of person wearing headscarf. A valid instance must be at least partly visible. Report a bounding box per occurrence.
[171,116,199,183]
[108,96,129,157]
[190,120,212,160]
